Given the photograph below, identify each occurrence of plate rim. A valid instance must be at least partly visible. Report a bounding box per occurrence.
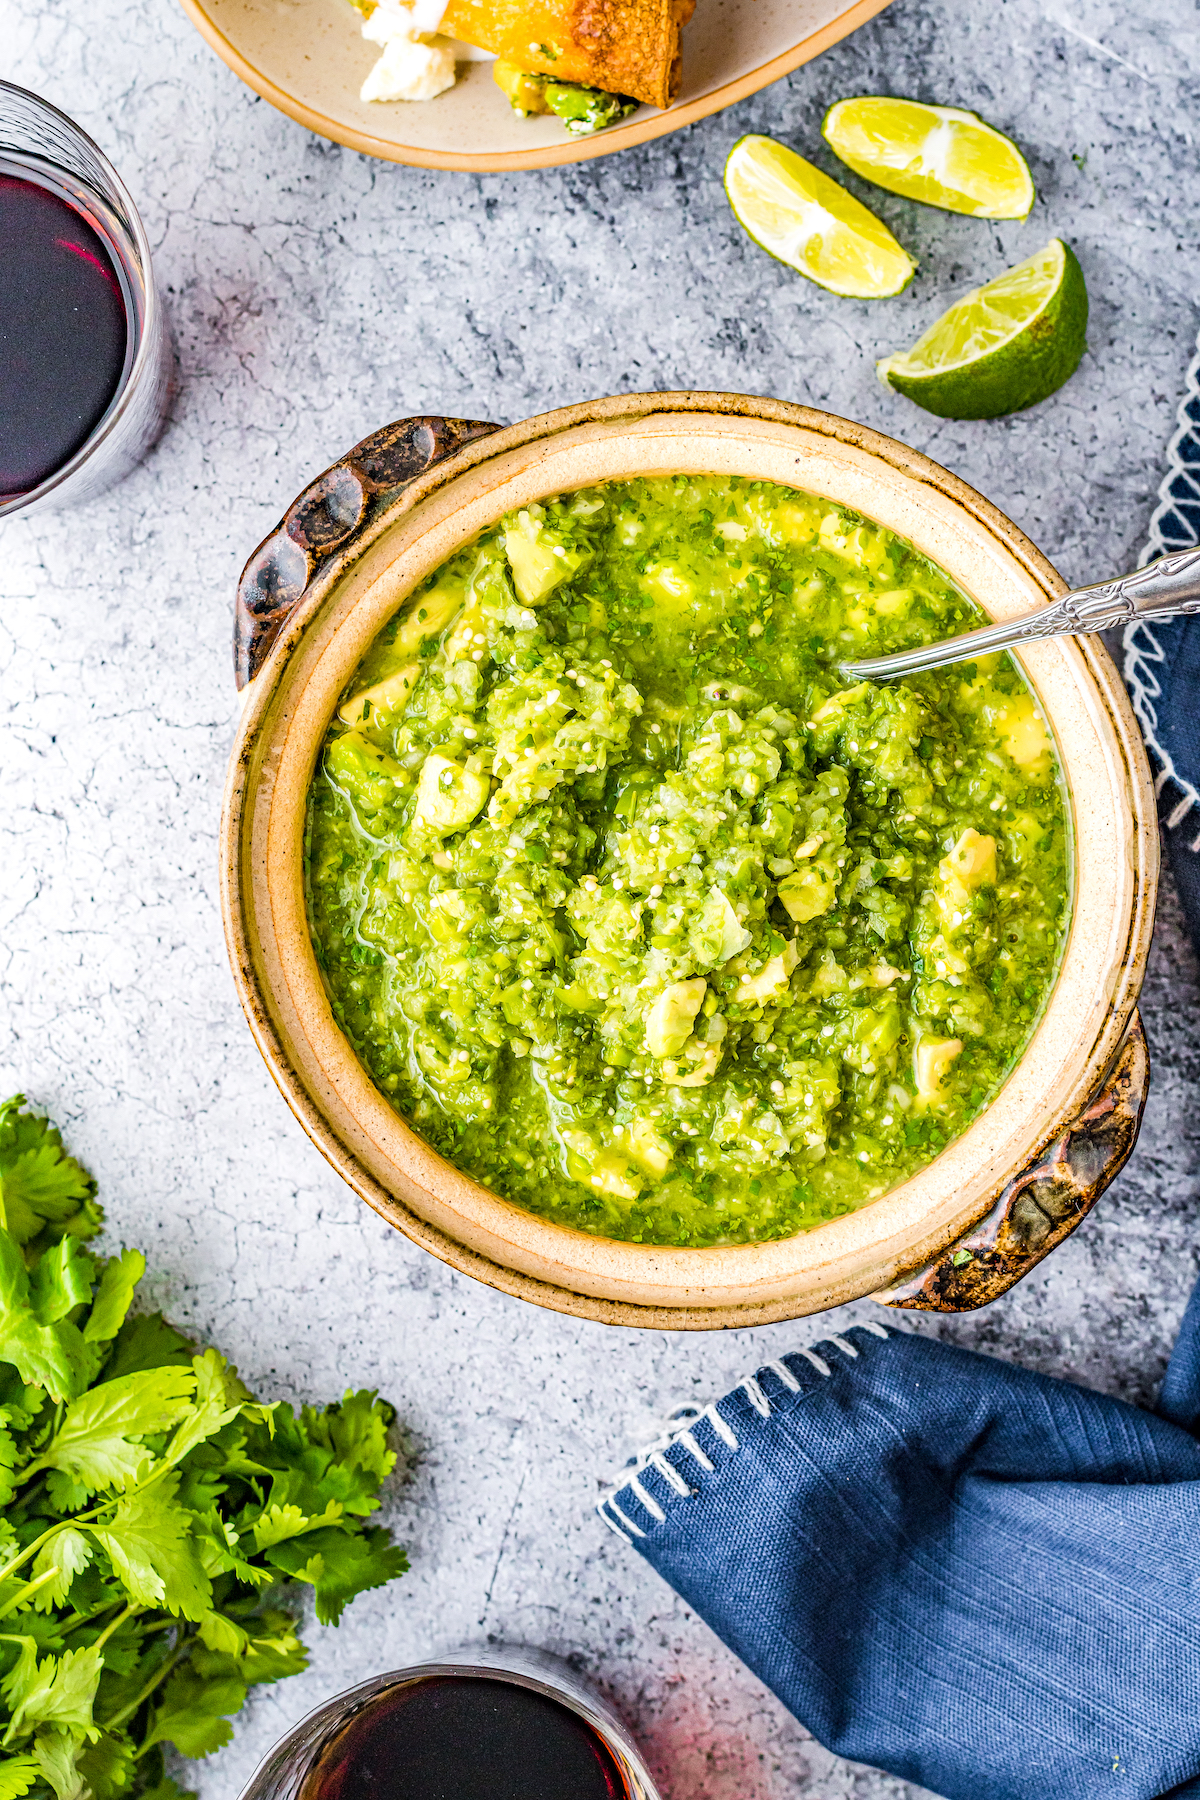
[178,0,894,170]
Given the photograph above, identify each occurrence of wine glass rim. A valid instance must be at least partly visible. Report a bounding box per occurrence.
[0,78,166,519]
[235,1648,663,1800]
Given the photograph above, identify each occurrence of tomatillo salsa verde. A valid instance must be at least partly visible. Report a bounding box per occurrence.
[305,477,1070,1247]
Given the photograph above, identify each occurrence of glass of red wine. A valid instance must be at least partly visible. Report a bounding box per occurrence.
[236,1647,662,1800]
[0,79,172,518]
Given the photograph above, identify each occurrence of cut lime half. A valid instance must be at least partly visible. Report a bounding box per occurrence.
[877,239,1088,419]
[823,96,1035,218]
[724,134,916,299]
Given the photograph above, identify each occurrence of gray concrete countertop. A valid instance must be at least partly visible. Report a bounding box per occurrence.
[2,1,1198,1794]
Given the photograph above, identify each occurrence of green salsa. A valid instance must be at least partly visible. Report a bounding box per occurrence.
[305,476,1070,1246]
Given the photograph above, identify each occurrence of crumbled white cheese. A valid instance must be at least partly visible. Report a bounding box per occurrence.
[364,0,446,39]
[360,0,458,103]
[362,35,457,102]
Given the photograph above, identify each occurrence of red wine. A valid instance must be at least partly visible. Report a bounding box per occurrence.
[0,170,129,496]
[300,1676,629,1800]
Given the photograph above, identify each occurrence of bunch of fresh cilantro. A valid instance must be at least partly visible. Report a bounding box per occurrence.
[0,1095,408,1800]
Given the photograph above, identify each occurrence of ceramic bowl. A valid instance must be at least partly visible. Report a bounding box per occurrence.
[178,0,892,172]
[221,392,1155,1328]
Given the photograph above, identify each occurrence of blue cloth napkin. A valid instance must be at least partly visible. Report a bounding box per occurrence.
[598,1309,1200,1799]
[1124,324,1200,949]
[598,338,1200,1800]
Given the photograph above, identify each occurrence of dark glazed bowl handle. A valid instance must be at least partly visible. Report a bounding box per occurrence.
[877,1012,1149,1312]
[234,415,502,689]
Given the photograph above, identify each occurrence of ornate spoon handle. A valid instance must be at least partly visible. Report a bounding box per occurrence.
[842,545,1200,680]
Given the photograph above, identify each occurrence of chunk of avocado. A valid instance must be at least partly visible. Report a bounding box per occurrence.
[662,1038,724,1087]
[413,753,491,835]
[809,682,870,725]
[337,662,422,728]
[395,577,465,654]
[935,828,997,931]
[641,561,695,612]
[562,1130,642,1200]
[914,1035,963,1106]
[985,693,1052,774]
[493,58,551,115]
[690,887,751,968]
[620,1117,674,1175]
[326,732,406,817]
[778,863,839,923]
[943,827,997,888]
[644,977,706,1058]
[503,509,589,606]
[734,937,799,1004]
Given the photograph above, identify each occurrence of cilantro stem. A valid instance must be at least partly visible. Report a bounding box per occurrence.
[0,1501,118,1587]
[58,1597,127,1635]
[0,1462,182,1588]
[0,1565,59,1621]
[12,1471,47,1509]
[92,1601,141,1653]
[106,1642,186,1738]
[0,1521,68,1587]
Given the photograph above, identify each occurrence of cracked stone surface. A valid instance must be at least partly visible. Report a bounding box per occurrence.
[2,1,1199,1795]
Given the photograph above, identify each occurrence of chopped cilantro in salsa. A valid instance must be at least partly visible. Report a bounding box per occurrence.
[305,476,1070,1247]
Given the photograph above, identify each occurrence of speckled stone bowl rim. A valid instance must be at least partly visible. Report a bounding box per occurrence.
[220,392,1157,1328]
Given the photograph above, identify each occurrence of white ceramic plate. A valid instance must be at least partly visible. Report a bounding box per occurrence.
[180,0,892,171]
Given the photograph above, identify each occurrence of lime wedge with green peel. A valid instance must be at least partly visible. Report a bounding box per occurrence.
[877,239,1088,419]
[724,134,916,299]
[822,96,1035,219]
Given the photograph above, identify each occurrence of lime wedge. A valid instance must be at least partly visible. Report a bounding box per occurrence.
[822,96,1035,219]
[877,239,1088,419]
[724,134,916,299]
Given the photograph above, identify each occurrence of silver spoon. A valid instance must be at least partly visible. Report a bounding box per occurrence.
[841,545,1200,680]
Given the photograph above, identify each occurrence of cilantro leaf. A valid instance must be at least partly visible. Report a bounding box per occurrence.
[161,1353,244,1471]
[0,1098,100,1254]
[30,1529,93,1613]
[141,1666,247,1760]
[0,1234,94,1403]
[194,1615,247,1657]
[89,1476,212,1620]
[240,1391,396,1524]
[74,1729,135,1800]
[232,1621,309,1687]
[29,1239,95,1327]
[0,1643,38,1711]
[26,1368,197,1498]
[101,1313,195,1382]
[3,1644,103,1741]
[77,1616,142,1684]
[31,1728,82,1800]
[0,1616,66,1655]
[265,1525,408,1625]
[188,1622,308,1689]
[0,1101,410,1795]
[299,1389,397,1487]
[44,1472,91,1517]
[188,1516,272,1592]
[83,1254,146,1347]
[0,1753,41,1800]
[0,1371,46,1444]
[90,1636,173,1730]
[137,1778,196,1800]
[250,1501,343,1552]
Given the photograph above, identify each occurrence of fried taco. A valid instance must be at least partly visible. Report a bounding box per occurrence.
[442,0,696,110]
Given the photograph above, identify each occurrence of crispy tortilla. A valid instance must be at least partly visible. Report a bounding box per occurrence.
[441,0,696,109]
